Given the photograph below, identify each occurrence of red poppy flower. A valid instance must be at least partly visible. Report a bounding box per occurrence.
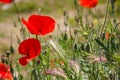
[0,63,13,80]
[18,38,41,66]
[22,14,55,35]
[0,0,13,4]
[79,0,98,8]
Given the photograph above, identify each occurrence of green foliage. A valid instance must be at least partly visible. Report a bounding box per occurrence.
[0,0,120,80]
[115,0,120,15]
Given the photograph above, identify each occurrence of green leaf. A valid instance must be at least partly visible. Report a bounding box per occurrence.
[112,54,120,62]
[95,39,107,51]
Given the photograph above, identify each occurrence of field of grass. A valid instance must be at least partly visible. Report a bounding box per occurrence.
[0,0,120,80]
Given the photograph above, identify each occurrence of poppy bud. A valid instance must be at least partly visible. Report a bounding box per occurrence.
[1,55,5,63]
[63,11,67,16]
[36,60,40,65]
[6,51,10,57]
[80,43,85,51]
[49,35,52,39]
[101,33,105,41]
[10,46,14,54]
[73,43,78,51]
[63,33,68,41]
[85,44,90,52]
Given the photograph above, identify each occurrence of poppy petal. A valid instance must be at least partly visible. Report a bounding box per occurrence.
[0,0,13,3]
[28,41,40,59]
[22,18,39,35]
[38,15,55,35]
[22,15,55,35]
[19,57,28,66]
[18,38,41,66]
[4,72,13,80]
[18,38,41,56]
[0,63,12,80]
[18,38,30,55]
[0,64,7,72]
[79,0,98,8]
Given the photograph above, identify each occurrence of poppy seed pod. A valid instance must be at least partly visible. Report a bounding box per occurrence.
[63,33,68,41]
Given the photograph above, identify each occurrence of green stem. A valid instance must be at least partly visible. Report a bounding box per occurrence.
[114,22,120,31]
[73,0,84,30]
[100,0,110,38]
[13,0,26,38]
[13,0,23,27]
[36,35,38,39]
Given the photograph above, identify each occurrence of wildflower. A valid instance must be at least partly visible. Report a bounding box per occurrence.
[18,38,41,66]
[0,63,13,80]
[50,59,55,67]
[88,55,107,63]
[68,60,80,76]
[59,60,64,66]
[22,14,55,35]
[94,57,107,62]
[0,0,13,4]
[45,68,67,79]
[79,0,98,8]
[50,58,64,67]
[105,32,110,40]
